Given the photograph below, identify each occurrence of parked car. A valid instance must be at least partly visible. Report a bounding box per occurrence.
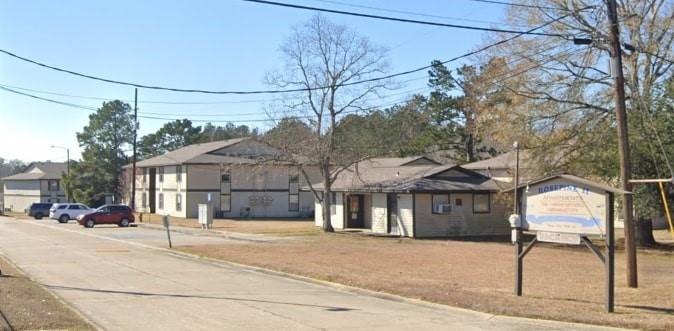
[27,203,53,219]
[49,203,92,223]
[77,205,134,228]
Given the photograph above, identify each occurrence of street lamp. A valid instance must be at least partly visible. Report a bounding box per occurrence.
[51,145,70,202]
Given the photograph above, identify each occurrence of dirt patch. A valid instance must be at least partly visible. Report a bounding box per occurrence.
[0,256,94,331]
[137,213,319,236]
[179,233,674,331]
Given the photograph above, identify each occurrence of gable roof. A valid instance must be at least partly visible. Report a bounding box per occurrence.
[132,137,283,167]
[315,158,500,193]
[462,150,532,170]
[1,162,67,181]
[506,174,630,194]
[366,156,440,167]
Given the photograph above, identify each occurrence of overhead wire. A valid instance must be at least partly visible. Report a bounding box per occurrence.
[1,46,585,123]
[0,40,571,119]
[305,0,534,27]
[0,10,577,95]
[465,0,573,12]
[242,0,565,37]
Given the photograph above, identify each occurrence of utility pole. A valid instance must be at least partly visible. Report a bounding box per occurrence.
[606,0,637,288]
[131,88,138,211]
[513,141,522,296]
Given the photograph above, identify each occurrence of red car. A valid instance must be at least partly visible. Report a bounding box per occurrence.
[77,204,134,228]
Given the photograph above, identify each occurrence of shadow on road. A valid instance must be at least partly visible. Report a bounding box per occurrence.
[46,284,355,312]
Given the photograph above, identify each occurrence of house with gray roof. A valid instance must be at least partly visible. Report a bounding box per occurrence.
[462,150,534,183]
[2,162,68,212]
[313,157,510,237]
[126,137,319,219]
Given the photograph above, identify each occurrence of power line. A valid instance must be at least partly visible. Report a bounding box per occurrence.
[0,85,97,111]
[307,0,533,27]
[0,40,574,119]
[242,0,565,37]
[465,0,572,12]
[2,47,584,123]
[0,12,573,95]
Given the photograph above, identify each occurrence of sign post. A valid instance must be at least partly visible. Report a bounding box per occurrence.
[162,215,172,249]
[509,174,624,313]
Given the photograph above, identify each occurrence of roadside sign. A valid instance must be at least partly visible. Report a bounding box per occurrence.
[536,231,581,245]
[509,174,627,313]
[524,178,606,236]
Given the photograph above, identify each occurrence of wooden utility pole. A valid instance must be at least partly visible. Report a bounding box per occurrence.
[131,88,138,211]
[606,0,637,288]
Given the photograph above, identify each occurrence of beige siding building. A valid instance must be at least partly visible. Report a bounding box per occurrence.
[1,162,67,212]
[314,157,509,237]
[127,138,317,219]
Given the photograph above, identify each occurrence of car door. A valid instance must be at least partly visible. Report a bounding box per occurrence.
[67,204,80,219]
[108,206,122,223]
[95,206,112,224]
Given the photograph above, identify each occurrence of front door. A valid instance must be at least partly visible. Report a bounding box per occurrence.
[387,194,399,235]
[149,168,157,213]
[346,195,364,228]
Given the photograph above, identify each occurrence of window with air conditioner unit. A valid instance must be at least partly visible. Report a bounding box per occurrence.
[432,194,451,214]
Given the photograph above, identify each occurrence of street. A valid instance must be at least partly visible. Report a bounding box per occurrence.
[0,216,624,331]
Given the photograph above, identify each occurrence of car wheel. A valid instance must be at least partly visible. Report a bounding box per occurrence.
[34,213,43,220]
[84,219,95,228]
[119,218,130,227]
[59,214,70,223]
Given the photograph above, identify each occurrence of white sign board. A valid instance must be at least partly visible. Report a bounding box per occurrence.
[536,231,581,245]
[524,178,606,236]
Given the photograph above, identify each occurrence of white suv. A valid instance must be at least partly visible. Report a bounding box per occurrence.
[49,203,92,223]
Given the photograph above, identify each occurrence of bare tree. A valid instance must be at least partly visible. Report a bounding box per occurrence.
[470,1,674,174]
[266,14,390,232]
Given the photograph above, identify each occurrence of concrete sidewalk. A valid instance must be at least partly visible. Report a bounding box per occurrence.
[0,217,627,331]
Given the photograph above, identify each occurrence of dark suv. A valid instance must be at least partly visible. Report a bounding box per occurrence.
[27,203,53,219]
[77,204,134,228]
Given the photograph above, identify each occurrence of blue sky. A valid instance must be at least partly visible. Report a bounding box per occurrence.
[0,0,511,162]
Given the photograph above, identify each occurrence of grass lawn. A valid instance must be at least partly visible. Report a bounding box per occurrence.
[137,213,320,236]
[0,256,94,330]
[178,232,674,331]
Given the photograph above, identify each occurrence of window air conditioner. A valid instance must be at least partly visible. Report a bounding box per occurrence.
[436,204,451,213]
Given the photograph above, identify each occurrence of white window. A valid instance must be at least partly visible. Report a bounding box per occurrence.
[473,193,490,214]
[176,165,182,182]
[158,167,164,183]
[432,194,451,214]
[176,194,182,211]
[142,192,147,208]
[158,193,164,209]
[142,168,147,183]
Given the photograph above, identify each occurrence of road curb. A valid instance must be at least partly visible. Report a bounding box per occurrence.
[164,249,630,331]
[0,253,105,331]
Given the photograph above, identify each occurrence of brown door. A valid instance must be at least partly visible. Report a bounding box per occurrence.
[387,194,398,235]
[346,195,364,228]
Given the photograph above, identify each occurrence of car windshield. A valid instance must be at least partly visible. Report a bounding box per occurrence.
[95,206,107,212]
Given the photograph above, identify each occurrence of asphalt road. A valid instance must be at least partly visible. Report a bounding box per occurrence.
[0,217,625,331]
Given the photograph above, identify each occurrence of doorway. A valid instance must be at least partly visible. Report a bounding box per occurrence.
[387,193,398,235]
[346,194,364,228]
[149,168,156,213]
